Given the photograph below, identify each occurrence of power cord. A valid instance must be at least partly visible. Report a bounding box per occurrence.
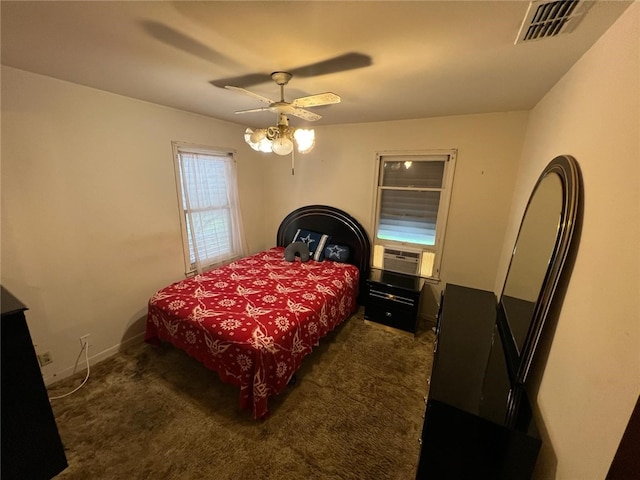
[49,340,91,400]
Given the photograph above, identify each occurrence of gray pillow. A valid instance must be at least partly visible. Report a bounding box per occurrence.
[284,241,310,262]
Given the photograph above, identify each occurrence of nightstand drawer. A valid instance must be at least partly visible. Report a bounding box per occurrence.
[368,288,417,309]
[364,302,418,333]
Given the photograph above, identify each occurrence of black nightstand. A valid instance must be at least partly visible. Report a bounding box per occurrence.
[364,268,424,334]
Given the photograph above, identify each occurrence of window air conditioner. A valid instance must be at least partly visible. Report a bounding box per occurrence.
[382,247,421,276]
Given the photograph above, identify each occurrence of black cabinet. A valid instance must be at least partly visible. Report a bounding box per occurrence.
[1,286,67,479]
[416,284,541,480]
[364,268,424,334]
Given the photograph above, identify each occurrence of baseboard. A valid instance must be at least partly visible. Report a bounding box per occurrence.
[420,313,438,329]
[43,332,146,386]
[422,313,437,323]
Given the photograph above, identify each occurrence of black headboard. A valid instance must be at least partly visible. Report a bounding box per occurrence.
[276,205,371,296]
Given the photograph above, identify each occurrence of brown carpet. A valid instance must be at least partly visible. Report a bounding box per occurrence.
[48,308,434,480]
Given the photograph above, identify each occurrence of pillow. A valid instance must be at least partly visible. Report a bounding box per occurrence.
[291,229,330,261]
[324,244,350,263]
[284,241,310,262]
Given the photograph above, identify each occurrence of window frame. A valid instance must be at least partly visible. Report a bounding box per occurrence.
[371,149,457,282]
[172,141,242,275]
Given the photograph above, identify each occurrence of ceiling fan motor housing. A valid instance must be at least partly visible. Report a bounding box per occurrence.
[271,71,293,85]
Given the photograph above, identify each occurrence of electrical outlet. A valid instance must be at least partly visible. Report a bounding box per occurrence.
[80,334,90,349]
[38,351,53,367]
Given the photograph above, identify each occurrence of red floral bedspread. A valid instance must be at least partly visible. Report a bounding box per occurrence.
[145,247,359,419]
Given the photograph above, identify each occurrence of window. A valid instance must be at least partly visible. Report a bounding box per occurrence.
[172,142,246,274]
[372,150,456,280]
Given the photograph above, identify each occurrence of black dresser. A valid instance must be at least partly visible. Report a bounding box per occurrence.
[1,286,68,479]
[416,284,541,479]
[414,156,581,480]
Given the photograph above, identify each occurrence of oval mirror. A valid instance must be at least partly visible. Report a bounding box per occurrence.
[498,155,581,383]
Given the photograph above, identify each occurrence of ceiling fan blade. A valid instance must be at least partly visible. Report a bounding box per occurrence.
[289,108,322,121]
[234,107,271,115]
[210,52,372,89]
[224,85,275,105]
[292,92,341,108]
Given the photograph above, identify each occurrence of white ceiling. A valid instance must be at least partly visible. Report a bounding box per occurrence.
[1,1,632,128]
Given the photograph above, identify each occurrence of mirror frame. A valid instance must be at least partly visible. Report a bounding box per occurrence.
[498,155,581,384]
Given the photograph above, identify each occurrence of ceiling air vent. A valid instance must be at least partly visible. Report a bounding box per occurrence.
[515,0,593,44]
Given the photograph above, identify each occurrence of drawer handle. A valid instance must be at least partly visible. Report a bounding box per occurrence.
[385,311,392,317]
[369,290,415,306]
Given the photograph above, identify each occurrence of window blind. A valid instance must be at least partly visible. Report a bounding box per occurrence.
[378,190,441,245]
[377,157,447,246]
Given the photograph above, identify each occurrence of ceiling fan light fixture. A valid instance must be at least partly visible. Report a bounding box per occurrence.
[230,72,334,157]
[243,125,315,155]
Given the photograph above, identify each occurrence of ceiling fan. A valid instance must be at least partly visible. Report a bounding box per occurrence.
[229,71,340,159]
[225,71,341,122]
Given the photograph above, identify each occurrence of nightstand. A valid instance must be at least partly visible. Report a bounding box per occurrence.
[364,268,424,334]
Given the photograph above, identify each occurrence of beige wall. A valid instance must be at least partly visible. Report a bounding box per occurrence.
[496,5,639,479]
[262,112,529,312]
[1,66,266,382]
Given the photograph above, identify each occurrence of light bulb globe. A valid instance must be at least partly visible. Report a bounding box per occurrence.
[244,128,260,151]
[250,129,266,144]
[294,128,315,153]
[258,138,273,153]
[272,137,294,156]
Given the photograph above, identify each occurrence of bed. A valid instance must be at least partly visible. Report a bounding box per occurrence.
[145,205,371,419]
